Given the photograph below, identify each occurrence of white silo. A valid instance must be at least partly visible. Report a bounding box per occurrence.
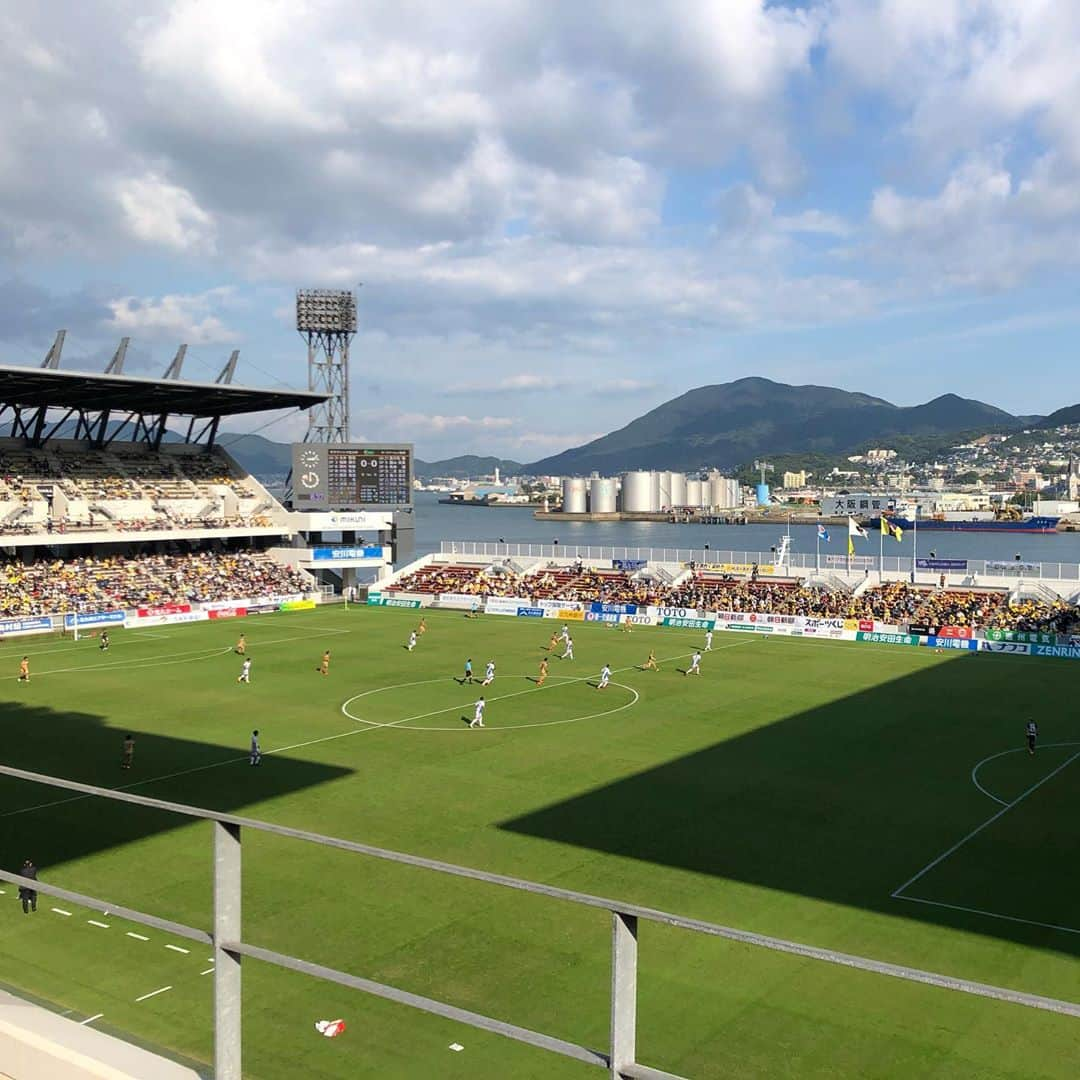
[718,476,740,508]
[669,472,687,507]
[562,477,588,514]
[589,476,617,514]
[650,471,661,512]
[621,471,656,512]
[685,478,703,507]
[657,471,672,510]
[708,472,738,509]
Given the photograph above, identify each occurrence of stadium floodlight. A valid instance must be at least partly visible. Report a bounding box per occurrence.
[296,288,357,443]
[296,289,357,334]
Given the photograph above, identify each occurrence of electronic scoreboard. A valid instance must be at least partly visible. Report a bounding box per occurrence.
[291,444,413,510]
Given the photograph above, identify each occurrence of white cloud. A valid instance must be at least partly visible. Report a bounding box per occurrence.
[105,289,238,345]
[114,173,216,253]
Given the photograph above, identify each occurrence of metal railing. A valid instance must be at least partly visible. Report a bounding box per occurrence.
[439,541,1080,586]
[0,763,1078,1079]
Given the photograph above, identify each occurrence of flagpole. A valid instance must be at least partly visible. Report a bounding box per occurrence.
[913,508,918,585]
[816,529,820,572]
[880,518,884,583]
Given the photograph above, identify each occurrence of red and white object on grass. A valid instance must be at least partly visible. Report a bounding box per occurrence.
[315,1019,347,1038]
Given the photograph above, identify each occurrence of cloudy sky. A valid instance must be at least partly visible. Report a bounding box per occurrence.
[3,1,1080,460]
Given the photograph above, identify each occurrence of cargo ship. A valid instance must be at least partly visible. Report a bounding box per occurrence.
[873,509,1060,534]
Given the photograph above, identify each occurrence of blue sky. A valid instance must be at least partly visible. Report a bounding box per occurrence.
[2,1,1080,460]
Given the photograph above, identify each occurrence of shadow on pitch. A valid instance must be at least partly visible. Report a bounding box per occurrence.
[500,651,1080,958]
[0,699,350,886]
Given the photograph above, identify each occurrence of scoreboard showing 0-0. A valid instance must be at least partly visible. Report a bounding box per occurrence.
[291,443,413,510]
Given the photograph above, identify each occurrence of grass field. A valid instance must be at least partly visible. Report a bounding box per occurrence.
[0,604,1077,1078]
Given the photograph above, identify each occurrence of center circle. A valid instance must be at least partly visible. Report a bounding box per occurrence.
[340,675,639,732]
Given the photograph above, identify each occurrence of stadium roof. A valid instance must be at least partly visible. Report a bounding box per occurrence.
[0,363,327,417]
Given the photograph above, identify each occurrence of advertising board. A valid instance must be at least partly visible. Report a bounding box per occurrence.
[1031,644,1080,659]
[485,597,532,616]
[311,546,385,562]
[926,636,978,650]
[135,611,210,627]
[0,616,53,636]
[63,610,125,629]
[856,631,921,646]
[978,641,1032,655]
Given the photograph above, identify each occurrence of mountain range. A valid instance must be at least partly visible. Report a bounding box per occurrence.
[525,378,1050,474]
[212,377,1076,480]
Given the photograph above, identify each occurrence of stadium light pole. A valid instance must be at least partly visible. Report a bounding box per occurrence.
[297,288,357,443]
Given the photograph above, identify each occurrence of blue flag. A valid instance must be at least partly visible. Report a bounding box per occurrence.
[817,524,830,542]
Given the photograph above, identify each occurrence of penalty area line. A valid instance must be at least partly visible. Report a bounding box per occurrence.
[892,749,1080,899]
[894,894,1080,937]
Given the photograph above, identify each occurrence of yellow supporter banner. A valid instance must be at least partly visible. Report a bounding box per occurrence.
[280,599,317,611]
[558,609,585,621]
[700,563,776,576]
[844,619,859,632]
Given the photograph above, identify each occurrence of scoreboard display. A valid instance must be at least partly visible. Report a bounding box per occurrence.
[291,444,413,510]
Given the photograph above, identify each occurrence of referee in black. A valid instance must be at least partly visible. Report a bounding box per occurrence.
[18,858,38,914]
[1026,719,1038,756]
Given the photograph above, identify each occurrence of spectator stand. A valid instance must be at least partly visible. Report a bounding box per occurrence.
[384,553,1080,636]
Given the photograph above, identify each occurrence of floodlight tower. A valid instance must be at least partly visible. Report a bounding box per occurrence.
[296,288,357,443]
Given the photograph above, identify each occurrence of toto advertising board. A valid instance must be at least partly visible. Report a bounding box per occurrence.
[649,606,705,622]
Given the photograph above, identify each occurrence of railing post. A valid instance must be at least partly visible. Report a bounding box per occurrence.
[610,911,638,1078]
[214,821,242,1080]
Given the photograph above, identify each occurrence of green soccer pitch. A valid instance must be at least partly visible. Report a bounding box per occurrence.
[0,605,1076,1079]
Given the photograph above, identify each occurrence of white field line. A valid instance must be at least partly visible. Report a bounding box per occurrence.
[0,635,747,817]
[340,676,640,733]
[134,985,172,1003]
[164,944,189,954]
[894,894,1080,937]
[127,932,149,941]
[892,750,1080,898]
[79,1013,104,1026]
[25,626,351,681]
[971,741,1080,806]
[199,968,214,976]
[51,908,72,917]
[87,920,109,928]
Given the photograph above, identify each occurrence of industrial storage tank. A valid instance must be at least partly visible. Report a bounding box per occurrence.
[668,472,687,507]
[650,471,661,512]
[657,471,672,510]
[589,476,617,514]
[685,478,704,507]
[708,473,740,509]
[756,483,771,506]
[562,477,588,514]
[621,470,656,512]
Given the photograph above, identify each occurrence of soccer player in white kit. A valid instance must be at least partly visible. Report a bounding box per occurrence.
[561,635,574,660]
[704,629,713,651]
[686,650,702,676]
[249,729,261,766]
[597,664,611,690]
[407,631,417,651]
[237,657,252,683]
[481,660,496,686]
[470,697,486,728]
[560,624,569,643]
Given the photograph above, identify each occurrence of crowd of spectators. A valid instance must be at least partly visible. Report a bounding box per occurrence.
[387,561,1080,634]
[0,551,310,617]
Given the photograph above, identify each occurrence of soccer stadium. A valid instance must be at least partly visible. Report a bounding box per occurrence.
[0,340,1076,1080]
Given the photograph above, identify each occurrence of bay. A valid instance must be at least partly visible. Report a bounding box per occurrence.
[412,491,1080,567]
